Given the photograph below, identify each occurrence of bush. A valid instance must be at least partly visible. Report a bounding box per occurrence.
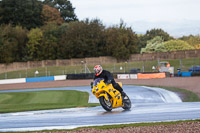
[164,40,194,51]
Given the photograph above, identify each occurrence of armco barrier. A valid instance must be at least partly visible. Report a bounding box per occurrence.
[0,78,26,84]
[0,75,65,84]
[54,75,66,81]
[26,76,54,83]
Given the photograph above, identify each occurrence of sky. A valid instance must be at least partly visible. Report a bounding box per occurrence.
[70,0,200,37]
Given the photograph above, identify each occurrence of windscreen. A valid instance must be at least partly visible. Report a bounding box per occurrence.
[94,78,104,86]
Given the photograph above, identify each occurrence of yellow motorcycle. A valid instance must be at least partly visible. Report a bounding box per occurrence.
[92,78,131,111]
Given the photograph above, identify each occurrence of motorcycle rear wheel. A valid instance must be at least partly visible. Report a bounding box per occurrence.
[99,96,112,111]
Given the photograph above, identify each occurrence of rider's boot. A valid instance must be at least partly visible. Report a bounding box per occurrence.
[121,91,128,103]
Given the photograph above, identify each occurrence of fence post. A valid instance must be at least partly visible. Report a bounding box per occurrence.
[26,68,27,78]
[45,67,48,77]
[179,58,182,70]
[5,73,7,79]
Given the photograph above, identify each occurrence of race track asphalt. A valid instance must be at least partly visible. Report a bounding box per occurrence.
[0,85,200,132]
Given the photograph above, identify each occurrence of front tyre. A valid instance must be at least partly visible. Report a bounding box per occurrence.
[99,96,112,111]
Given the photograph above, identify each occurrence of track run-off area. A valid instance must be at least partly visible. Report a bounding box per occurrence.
[0,85,200,132]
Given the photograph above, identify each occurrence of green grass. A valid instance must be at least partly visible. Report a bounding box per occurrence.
[0,58,200,79]
[0,90,99,113]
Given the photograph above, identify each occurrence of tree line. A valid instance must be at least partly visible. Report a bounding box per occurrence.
[0,0,199,63]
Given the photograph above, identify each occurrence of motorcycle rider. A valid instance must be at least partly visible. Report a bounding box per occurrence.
[92,65,128,102]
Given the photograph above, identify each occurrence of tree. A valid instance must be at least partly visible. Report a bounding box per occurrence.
[0,24,28,63]
[179,35,200,49]
[164,40,194,51]
[105,24,138,60]
[0,25,17,63]
[40,23,60,60]
[138,28,173,51]
[43,0,78,22]
[27,28,43,60]
[41,4,64,25]
[59,19,105,59]
[140,36,167,53]
[13,26,29,62]
[0,0,43,29]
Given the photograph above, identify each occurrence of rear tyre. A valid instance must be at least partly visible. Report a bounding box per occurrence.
[99,96,112,111]
[122,95,131,110]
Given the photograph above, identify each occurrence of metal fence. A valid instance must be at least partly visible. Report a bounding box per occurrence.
[0,58,200,79]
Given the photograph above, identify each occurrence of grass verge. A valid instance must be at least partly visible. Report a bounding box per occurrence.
[0,90,99,113]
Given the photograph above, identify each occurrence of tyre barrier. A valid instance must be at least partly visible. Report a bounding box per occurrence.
[66,73,94,79]
[0,75,66,85]
[26,76,54,83]
[0,78,26,84]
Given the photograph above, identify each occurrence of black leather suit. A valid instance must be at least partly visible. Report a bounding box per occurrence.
[94,70,123,93]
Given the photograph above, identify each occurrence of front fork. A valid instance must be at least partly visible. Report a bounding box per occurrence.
[99,92,109,101]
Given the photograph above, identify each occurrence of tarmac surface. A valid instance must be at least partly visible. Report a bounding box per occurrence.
[1,85,200,132]
[0,77,200,132]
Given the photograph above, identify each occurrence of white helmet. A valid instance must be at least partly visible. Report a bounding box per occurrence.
[94,65,103,76]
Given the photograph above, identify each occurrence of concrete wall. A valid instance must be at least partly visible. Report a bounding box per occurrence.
[1,49,200,73]
[129,49,200,62]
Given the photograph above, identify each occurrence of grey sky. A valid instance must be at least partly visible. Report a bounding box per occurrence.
[70,0,200,37]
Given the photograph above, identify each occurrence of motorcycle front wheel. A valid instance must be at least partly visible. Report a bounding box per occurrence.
[99,96,112,111]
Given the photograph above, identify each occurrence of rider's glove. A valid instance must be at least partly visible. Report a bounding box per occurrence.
[90,82,93,89]
[106,80,112,85]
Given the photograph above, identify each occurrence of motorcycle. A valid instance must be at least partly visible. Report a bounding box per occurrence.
[92,78,131,111]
